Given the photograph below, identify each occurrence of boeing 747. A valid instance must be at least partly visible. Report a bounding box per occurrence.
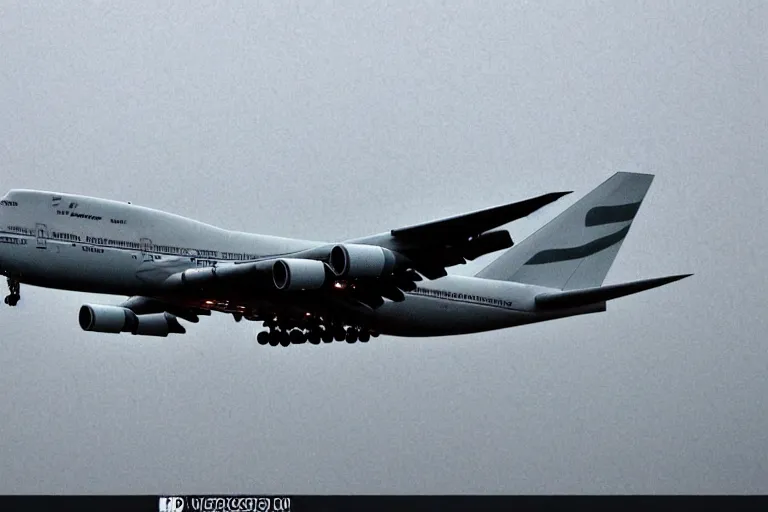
[0,172,690,345]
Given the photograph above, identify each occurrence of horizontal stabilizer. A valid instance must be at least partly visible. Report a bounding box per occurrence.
[535,274,692,310]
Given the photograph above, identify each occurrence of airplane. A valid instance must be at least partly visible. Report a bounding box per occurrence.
[0,172,690,346]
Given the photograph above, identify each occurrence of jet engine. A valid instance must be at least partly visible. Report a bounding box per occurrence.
[272,258,328,291]
[329,243,402,278]
[170,260,274,288]
[78,304,186,336]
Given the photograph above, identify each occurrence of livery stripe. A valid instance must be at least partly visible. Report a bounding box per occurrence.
[524,225,630,265]
[584,202,641,227]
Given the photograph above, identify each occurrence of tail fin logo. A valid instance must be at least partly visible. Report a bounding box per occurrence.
[525,200,641,265]
[525,225,630,265]
[585,201,641,227]
[474,171,655,289]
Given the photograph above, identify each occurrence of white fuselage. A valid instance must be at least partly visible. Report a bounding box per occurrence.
[0,189,604,337]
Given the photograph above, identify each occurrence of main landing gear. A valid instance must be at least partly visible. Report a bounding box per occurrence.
[4,278,20,307]
[256,323,378,347]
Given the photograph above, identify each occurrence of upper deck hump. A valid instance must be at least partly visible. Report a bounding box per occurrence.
[0,188,320,258]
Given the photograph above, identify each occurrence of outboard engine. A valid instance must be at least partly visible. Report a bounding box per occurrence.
[78,304,185,336]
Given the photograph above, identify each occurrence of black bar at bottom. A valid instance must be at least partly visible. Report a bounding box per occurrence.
[0,495,766,512]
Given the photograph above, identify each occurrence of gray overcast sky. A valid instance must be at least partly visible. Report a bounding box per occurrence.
[1,0,766,494]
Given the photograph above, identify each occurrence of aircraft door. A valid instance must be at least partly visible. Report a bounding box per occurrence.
[140,237,153,261]
[35,223,48,249]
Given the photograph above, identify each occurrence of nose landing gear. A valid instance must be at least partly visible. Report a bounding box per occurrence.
[4,278,20,306]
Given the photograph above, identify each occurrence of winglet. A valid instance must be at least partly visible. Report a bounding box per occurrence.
[535,273,693,310]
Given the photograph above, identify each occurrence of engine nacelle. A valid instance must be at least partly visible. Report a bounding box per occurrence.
[79,304,134,333]
[131,312,186,336]
[272,258,328,291]
[179,266,216,286]
[329,244,399,278]
[78,304,185,336]
[173,260,274,287]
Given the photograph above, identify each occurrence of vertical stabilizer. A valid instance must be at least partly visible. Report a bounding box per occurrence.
[475,172,654,290]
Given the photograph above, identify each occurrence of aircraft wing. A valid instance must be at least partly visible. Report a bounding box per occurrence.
[134,190,573,318]
[347,191,572,279]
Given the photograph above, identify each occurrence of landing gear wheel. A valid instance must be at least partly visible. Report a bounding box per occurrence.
[5,278,20,307]
[279,331,291,347]
[307,330,321,345]
[345,329,358,344]
[321,328,334,343]
[359,332,370,343]
[268,331,280,347]
[289,329,306,344]
[257,331,270,345]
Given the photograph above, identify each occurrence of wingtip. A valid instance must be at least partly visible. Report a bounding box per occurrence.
[541,191,572,201]
[666,273,693,284]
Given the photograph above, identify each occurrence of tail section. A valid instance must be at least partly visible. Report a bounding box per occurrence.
[475,172,654,290]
